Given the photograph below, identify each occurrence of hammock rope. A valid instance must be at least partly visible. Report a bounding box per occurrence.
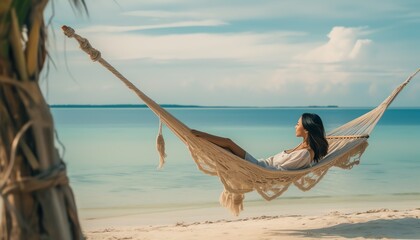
[62,25,419,216]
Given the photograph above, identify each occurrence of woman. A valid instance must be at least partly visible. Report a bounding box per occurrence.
[191,113,329,170]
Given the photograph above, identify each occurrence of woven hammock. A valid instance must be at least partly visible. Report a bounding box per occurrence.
[62,26,420,215]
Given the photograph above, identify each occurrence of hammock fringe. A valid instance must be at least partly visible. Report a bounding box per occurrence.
[156,120,167,169]
[219,189,244,216]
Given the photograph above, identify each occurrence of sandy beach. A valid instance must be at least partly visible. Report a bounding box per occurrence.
[84,208,420,240]
[83,197,420,240]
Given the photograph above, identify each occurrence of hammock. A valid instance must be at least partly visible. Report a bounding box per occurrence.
[62,26,420,215]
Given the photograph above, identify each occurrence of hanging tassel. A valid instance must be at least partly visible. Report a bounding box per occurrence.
[156,120,167,169]
[219,189,244,216]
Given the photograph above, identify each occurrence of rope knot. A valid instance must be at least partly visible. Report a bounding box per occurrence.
[78,38,101,62]
[79,37,90,49]
[89,49,101,62]
[61,25,75,37]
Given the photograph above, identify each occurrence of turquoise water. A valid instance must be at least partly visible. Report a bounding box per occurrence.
[51,107,420,213]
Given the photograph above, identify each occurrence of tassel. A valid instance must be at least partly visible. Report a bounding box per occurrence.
[156,120,167,169]
[219,189,244,216]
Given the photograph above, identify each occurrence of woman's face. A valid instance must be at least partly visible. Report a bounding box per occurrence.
[295,117,307,138]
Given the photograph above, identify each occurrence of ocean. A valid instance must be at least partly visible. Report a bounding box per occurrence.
[51,107,420,218]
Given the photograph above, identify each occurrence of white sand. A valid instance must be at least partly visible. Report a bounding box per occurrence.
[85,208,420,240]
[83,197,420,240]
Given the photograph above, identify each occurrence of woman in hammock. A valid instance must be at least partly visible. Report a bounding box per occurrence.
[192,113,329,170]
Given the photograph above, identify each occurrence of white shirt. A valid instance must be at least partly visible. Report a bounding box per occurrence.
[263,149,312,170]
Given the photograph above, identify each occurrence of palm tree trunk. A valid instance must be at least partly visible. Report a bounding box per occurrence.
[0,0,86,239]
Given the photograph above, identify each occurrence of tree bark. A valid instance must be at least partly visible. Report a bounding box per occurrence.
[0,0,85,239]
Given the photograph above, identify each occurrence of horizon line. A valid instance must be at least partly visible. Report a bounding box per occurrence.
[49,104,420,109]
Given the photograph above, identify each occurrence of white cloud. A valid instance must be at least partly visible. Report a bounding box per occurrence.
[82,32,305,61]
[260,26,376,100]
[47,2,420,107]
[266,63,351,96]
[123,10,202,19]
[349,39,372,59]
[79,20,227,33]
[119,1,418,23]
[368,82,379,96]
[72,25,380,103]
[159,31,368,101]
[251,23,419,107]
[297,27,372,63]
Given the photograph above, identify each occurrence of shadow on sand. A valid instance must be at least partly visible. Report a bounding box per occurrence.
[271,218,420,239]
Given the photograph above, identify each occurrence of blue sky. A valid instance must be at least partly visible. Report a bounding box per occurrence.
[42,0,420,107]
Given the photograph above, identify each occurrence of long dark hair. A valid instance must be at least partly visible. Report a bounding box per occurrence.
[301,113,329,162]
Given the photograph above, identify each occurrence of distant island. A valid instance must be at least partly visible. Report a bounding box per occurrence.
[50,104,339,108]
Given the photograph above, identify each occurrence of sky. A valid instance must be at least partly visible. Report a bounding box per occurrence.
[42,0,420,107]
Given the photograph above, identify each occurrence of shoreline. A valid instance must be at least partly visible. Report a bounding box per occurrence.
[80,193,420,223]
